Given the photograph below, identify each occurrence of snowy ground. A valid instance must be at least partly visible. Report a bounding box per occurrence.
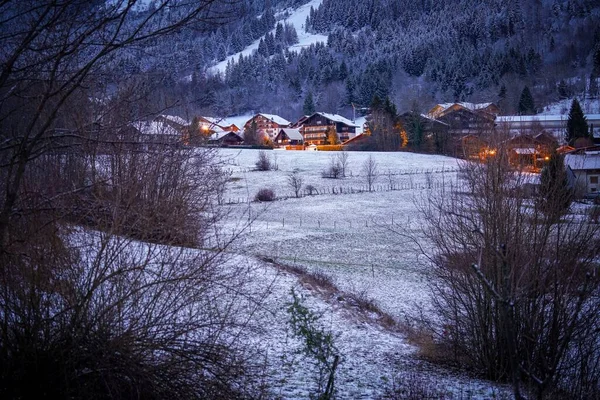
[209,0,328,75]
[218,149,461,318]
[213,149,513,398]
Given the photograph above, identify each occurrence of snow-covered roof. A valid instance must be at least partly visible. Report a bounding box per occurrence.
[132,121,180,136]
[565,152,600,170]
[497,114,600,123]
[201,116,238,128]
[278,128,303,141]
[258,113,291,126]
[210,131,241,141]
[513,147,536,155]
[160,114,188,126]
[437,102,494,112]
[315,112,357,127]
[497,115,567,123]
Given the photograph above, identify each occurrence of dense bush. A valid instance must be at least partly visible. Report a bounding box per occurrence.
[255,188,276,201]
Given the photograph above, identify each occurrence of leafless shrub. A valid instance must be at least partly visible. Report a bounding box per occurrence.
[254,188,276,202]
[322,155,343,179]
[337,151,350,177]
[363,155,378,192]
[254,150,277,171]
[287,169,304,198]
[305,184,318,195]
[590,205,600,223]
[419,148,600,399]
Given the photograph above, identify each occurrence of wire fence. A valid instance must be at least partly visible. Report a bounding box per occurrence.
[223,171,466,205]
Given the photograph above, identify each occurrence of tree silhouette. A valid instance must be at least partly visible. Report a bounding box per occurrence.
[566,98,590,145]
[518,86,536,115]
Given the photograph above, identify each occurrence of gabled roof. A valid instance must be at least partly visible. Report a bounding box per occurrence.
[159,114,189,126]
[257,113,291,126]
[429,102,497,118]
[437,102,494,111]
[315,112,357,127]
[277,128,303,141]
[210,131,242,141]
[132,120,180,136]
[564,147,600,170]
[200,116,238,128]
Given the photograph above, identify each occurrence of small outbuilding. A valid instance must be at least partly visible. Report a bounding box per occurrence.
[564,146,600,197]
[274,128,304,146]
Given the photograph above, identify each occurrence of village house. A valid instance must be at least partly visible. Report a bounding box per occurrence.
[496,114,600,141]
[426,103,498,156]
[274,128,304,147]
[208,131,244,147]
[295,112,357,145]
[197,116,240,134]
[397,111,451,154]
[564,146,600,198]
[427,102,500,120]
[155,115,189,132]
[243,113,291,142]
[131,117,182,145]
[503,132,558,170]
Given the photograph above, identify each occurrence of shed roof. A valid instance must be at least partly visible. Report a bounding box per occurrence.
[564,152,600,170]
[278,128,303,141]
[132,120,180,136]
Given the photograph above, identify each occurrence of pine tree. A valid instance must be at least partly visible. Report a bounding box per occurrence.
[538,151,572,221]
[303,91,315,115]
[557,80,569,99]
[566,98,590,145]
[593,46,600,77]
[518,86,536,115]
[590,74,598,99]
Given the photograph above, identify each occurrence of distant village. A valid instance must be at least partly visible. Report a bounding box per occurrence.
[132,102,600,199]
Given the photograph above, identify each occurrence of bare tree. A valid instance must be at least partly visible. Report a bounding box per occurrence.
[0,0,236,245]
[322,155,343,179]
[287,169,304,198]
[418,148,600,399]
[337,151,350,177]
[0,1,273,398]
[362,155,378,192]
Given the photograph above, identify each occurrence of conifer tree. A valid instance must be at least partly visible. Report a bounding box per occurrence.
[593,46,600,77]
[303,91,315,115]
[538,151,572,221]
[518,86,536,115]
[589,74,598,99]
[566,98,590,145]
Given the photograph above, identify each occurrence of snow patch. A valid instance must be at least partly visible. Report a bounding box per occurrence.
[208,0,327,75]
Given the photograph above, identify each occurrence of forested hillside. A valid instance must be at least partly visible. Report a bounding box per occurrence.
[119,0,600,120]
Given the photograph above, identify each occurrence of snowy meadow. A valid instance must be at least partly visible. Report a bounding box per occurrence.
[213,149,512,397]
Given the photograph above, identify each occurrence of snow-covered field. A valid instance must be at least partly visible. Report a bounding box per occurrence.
[213,149,512,397]
[218,149,462,318]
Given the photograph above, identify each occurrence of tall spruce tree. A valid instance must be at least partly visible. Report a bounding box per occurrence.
[518,86,536,115]
[566,98,589,145]
[538,151,572,221]
[593,46,600,77]
[303,91,315,115]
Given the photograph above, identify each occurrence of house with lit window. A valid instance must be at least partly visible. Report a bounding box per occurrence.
[295,112,357,145]
[274,128,304,146]
[243,113,291,142]
[197,116,240,133]
[564,146,600,198]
